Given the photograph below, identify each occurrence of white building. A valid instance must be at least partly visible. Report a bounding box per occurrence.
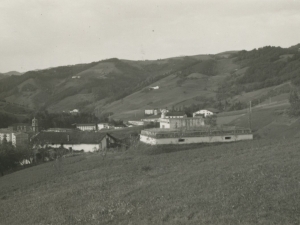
[32,132,119,153]
[70,109,79,114]
[140,127,253,145]
[98,123,109,130]
[193,108,219,118]
[145,109,159,115]
[149,86,159,90]
[76,124,97,131]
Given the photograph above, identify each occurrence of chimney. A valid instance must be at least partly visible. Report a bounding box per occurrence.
[67,135,70,142]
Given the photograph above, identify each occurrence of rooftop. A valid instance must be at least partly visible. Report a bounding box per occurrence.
[33,131,109,144]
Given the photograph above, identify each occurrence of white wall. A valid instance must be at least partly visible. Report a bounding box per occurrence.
[193,110,213,117]
[140,134,253,145]
[160,121,170,129]
[48,144,100,152]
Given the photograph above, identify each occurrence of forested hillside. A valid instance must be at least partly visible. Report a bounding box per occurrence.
[0,44,300,120]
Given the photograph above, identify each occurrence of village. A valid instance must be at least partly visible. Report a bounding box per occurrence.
[0,105,253,164]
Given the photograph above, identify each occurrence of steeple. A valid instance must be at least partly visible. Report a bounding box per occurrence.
[32,117,39,133]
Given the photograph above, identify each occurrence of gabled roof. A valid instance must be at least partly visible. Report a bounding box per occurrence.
[32,131,109,145]
[166,111,186,116]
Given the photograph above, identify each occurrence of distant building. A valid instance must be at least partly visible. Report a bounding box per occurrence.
[32,131,119,152]
[46,128,77,132]
[97,123,109,130]
[149,86,159,90]
[0,128,29,147]
[159,117,205,129]
[76,124,97,131]
[71,76,81,79]
[8,123,32,132]
[193,108,219,118]
[144,109,159,115]
[70,109,79,114]
[0,129,12,143]
[12,132,29,147]
[140,127,253,145]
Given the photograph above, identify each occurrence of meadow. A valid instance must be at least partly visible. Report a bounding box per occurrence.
[0,138,300,225]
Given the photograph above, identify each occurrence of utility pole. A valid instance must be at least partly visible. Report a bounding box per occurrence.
[248,100,252,131]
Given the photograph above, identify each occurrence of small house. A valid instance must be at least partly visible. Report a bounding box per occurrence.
[193,108,219,118]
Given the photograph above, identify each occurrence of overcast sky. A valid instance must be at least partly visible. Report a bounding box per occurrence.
[1,0,300,73]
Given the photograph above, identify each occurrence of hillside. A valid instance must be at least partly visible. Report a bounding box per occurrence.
[0,138,299,224]
[0,44,299,121]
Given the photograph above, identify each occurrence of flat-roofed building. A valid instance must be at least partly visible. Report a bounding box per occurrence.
[140,127,253,145]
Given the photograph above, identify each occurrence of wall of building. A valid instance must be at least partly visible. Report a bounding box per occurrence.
[47,144,100,152]
[140,134,253,145]
[77,125,96,131]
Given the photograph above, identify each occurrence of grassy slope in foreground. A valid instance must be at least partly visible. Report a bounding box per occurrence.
[0,139,300,225]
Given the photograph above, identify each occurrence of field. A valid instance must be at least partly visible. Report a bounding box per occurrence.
[1,138,300,225]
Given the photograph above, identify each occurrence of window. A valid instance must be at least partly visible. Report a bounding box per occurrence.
[178,138,185,142]
[225,137,231,140]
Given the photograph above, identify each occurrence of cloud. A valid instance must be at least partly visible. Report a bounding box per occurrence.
[0,0,300,72]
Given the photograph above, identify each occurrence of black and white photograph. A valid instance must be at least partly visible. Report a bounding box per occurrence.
[0,0,300,224]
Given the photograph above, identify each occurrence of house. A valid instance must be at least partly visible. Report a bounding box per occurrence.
[0,128,29,147]
[8,123,32,132]
[193,108,219,118]
[140,127,253,145]
[159,117,205,129]
[97,123,109,130]
[144,109,159,115]
[70,109,79,114]
[12,132,29,147]
[149,86,159,90]
[0,129,13,143]
[32,131,120,152]
[76,124,97,131]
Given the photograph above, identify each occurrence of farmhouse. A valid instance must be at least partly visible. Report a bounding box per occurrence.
[193,108,219,117]
[76,123,97,131]
[97,123,109,130]
[8,123,32,132]
[159,117,205,129]
[32,131,119,152]
[70,109,79,114]
[0,128,29,147]
[140,127,253,145]
[144,109,159,115]
[149,86,159,90]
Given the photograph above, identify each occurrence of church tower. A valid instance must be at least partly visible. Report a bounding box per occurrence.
[32,117,39,133]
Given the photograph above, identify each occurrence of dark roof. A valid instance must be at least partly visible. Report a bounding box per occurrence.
[76,124,96,126]
[166,111,186,116]
[32,131,110,144]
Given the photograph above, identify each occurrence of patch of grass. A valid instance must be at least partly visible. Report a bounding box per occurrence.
[0,139,300,224]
